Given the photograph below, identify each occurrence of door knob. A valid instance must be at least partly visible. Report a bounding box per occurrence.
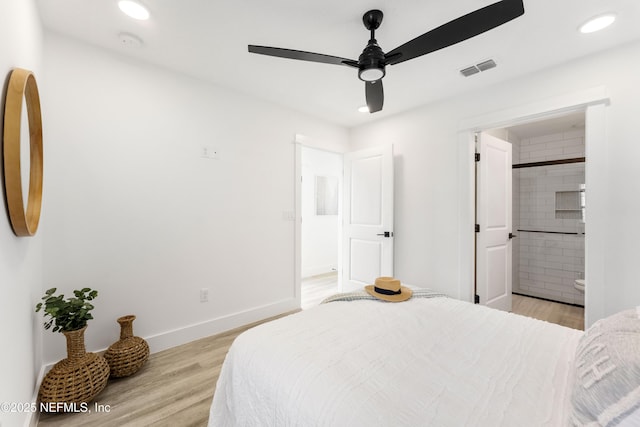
[377,231,392,237]
[508,233,517,239]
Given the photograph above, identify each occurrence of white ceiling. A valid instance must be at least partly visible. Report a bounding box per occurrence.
[36,0,640,128]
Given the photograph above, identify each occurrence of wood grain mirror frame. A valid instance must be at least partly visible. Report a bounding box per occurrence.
[3,68,43,237]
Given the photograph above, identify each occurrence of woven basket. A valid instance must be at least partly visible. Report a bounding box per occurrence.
[38,326,110,409]
[104,315,149,378]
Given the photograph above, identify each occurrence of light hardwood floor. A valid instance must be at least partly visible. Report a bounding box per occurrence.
[37,277,583,426]
[37,313,293,427]
[301,271,340,309]
[512,293,584,330]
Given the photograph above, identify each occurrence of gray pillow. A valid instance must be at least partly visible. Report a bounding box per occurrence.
[569,307,640,426]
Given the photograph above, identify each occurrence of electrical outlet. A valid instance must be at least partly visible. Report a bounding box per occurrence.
[200,288,209,303]
[201,146,219,160]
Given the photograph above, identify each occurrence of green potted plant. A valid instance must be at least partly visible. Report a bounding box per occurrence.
[36,287,98,332]
[35,287,110,409]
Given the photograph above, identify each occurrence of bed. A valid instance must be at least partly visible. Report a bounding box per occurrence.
[209,290,640,426]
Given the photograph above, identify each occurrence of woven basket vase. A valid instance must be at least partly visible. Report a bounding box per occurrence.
[38,326,110,408]
[104,315,149,378]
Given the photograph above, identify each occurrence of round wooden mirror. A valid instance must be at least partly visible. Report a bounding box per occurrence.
[3,68,43,237]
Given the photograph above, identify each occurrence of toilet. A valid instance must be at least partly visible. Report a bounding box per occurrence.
[574,279,585,293]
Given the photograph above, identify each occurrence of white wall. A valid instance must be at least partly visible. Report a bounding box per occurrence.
[0,1,44,426]
[349,40,640,325]
[40,32,349,363]
[301,147,342,277]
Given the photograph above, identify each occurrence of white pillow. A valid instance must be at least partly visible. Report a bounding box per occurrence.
[569,307,640,426]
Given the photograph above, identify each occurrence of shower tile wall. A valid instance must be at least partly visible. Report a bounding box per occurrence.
[513,129,585,306]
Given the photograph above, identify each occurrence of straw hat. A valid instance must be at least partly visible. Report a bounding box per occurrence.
[364,277,413,302]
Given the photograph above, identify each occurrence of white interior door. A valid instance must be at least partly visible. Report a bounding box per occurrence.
[342,145,394,291]
[476,132,512,312]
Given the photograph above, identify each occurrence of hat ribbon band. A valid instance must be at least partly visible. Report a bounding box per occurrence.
[374,286,401,296]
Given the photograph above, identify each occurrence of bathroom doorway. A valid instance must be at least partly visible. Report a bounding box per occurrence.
[487,111,586,321]
[461,91,609,329]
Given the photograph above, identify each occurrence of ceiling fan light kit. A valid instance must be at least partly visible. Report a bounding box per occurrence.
[357,9,386,83]
[357,40,386,82]
[248,0,524,114]
[359,67,384,82]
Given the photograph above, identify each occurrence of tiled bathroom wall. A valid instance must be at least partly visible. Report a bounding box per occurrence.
[518,129,586,162]
[512,129,585,306]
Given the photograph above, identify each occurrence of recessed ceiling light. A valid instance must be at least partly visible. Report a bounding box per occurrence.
[118,0,150,20]
[358,106,369,113]
[579,13,616,34]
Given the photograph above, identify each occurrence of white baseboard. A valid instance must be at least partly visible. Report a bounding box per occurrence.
[26,297,300,425]
[24,364,47,427]
[144,297,300,353]
[302,265,337,278]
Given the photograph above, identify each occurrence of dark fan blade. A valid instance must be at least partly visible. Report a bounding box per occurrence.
[385,0,524,66]
[365,80,384,113]
[248,45,358,68]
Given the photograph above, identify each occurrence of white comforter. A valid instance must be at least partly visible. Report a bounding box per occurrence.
[209,296,583,426]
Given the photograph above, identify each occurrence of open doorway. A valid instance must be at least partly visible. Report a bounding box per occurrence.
[300,146,342,309]
[296,143,395,309]
[460,89,608,329]
[477,111,586,329]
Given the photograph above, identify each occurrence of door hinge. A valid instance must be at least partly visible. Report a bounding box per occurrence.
[475,224,480,232]
[474,294,480,304]
[475,153,480,162]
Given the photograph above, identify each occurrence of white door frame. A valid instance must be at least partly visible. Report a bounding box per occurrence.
[457,86,609,328]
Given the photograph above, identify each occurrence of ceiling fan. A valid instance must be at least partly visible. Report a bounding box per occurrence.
[248,0,524,113]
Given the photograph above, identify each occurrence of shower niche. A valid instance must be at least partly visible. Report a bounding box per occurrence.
[555,187,585,221]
